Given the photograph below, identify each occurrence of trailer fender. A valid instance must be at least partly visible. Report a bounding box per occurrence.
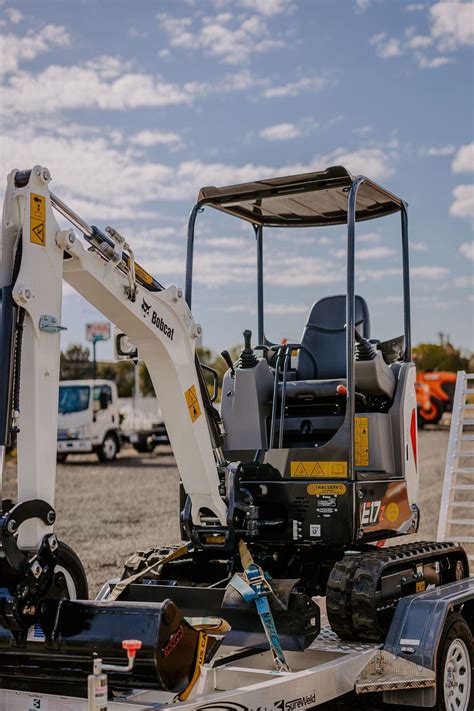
[383,577,474,707]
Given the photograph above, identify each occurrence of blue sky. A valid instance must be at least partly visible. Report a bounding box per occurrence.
[1,0,473,358]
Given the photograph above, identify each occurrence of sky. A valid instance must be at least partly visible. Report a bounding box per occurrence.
[0,0,473,359]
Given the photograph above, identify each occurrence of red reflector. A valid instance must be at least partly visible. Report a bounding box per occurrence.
[410,408,417,470]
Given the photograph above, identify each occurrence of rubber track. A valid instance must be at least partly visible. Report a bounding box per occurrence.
[327,541,467,642]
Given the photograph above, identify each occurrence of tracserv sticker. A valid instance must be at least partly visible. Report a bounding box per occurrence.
[307,483,347,496]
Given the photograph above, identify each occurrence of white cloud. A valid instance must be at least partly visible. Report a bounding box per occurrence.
[369,32,402,58]
[355,0,371,12]
[410,241,428,251]
[0,57,262,115]
[0,23,70,77]
[321,146,395,180]
[371,1,473,69]
[259,122,302,141]
[430,0,474,52]
[239,0,295,16]
[265,303,307,314]
[5,7,23,23]
[407,34,433,49]
[358,232,381,243]
[416,53,454,69]
[353,125,373,135]
[263,76,332,98]
[452,142,474,173]
[411,265,450,278]
[129,129,183,149]
[158,10,284,64]
[450,185,474,220]
[454,274,474,288]
[368,246,394,258]
[332,246,396,260]
[419,145,456,157]
[0,119,396,230]
[459,241,474,260]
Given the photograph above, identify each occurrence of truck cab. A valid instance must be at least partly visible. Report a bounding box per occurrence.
[57,379,120,462]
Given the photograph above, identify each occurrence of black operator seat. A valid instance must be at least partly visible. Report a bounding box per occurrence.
[282,294,370,399]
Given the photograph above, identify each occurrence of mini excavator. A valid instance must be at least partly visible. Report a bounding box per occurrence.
[0,165,469,697]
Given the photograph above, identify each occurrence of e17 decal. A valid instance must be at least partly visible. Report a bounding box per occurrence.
[361,500,382,525]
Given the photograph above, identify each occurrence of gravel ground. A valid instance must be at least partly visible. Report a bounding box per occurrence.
[2,428,450,709]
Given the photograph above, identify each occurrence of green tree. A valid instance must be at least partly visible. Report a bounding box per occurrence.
[139,362,155,396]
[60,343,91,379]
[413,342,470,372]
[97,360,135,397]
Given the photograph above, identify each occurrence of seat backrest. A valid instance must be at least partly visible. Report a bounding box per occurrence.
[297,295,370,380]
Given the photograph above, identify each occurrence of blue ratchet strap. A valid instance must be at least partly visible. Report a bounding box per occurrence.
[230,554,290,672]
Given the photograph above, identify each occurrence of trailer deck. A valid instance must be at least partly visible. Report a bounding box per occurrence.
[2,578,472,711]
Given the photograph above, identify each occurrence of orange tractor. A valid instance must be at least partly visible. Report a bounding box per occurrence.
[416,371,457,425]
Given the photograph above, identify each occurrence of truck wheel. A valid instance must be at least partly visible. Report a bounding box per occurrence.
[55,541,88,599]
[436,613,473,711]
[97,432,119,462]
[133,440,156,454]
[57,453,68,463]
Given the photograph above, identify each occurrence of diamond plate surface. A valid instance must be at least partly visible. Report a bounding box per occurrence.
[309,625,380,653]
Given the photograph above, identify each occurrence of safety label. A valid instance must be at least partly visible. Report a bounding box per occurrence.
[307,483,347,496]
[30,193,46,246]
[185,384,201,423]
[355,416,369,466]
[290,461,347,478]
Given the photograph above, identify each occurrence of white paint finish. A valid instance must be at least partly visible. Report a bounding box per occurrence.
[1,167,227,551]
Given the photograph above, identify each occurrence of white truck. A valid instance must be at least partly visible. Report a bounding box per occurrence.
[57,379,167,462]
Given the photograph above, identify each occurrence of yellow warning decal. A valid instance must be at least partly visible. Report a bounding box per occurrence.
[185,384,201,423]
[385,502,400,522]
[30,193,46,246]
[307,483,347,496]
[290,461,347,478]
[416,580,426,592]
[135,262,153,285]
[355,416,369,467]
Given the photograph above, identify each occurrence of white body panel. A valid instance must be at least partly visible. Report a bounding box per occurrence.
[0,167,226,550]
[402,364,418,507]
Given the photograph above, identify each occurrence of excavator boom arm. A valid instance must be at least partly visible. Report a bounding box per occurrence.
[0,166,227,549]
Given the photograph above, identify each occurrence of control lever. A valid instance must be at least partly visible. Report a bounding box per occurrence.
[221,350,235,377]
[238,330,258,369]
[354,327,377,361]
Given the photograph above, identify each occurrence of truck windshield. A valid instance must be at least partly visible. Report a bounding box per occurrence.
[58,385,90,414]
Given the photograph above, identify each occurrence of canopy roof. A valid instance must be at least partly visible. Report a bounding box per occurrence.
[197,165,403,227]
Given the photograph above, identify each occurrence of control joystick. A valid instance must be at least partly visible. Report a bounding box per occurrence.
[237,329,258,369]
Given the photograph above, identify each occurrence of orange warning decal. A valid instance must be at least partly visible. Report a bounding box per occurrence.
[30,193,46,246]
[185,384,201,423]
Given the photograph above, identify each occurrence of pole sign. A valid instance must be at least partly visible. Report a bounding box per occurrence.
[86,322,111,343]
